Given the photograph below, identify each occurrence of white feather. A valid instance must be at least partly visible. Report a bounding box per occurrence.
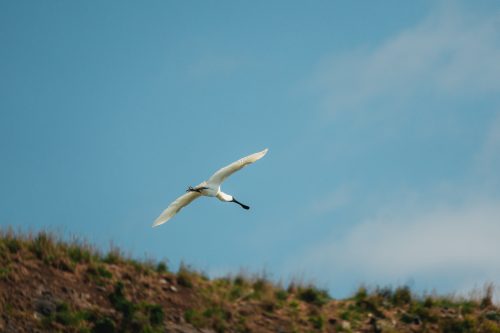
[152,148,268,227]
[207,148,268,186]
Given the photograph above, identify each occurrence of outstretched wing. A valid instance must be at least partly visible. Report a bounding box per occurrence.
[207,148,268,186]
[152,191,202,227]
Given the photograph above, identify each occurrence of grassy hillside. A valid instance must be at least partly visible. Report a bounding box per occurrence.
[0,229,499,333]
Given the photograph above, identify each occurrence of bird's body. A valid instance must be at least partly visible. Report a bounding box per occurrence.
[153,148,268,227]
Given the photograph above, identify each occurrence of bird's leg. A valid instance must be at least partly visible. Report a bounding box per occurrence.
[186,186,209,193]
[186,186,198,193]
[231,198,250,210]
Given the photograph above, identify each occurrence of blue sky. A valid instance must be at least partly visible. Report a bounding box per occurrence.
[1,1,500,298]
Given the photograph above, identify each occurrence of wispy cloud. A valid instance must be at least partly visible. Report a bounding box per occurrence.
[293,195,500,296]
[294,3,500,297]
[312,4,500,116]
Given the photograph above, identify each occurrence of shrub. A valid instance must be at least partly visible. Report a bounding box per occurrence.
[0,267,11,280]
[109,282,136,320]
[58,257,76,272]
[86,263,112,281]
[214,277,231,288]
[411,302,437,323]
[297,286,330,306]
[54,302,79,326]
[441,317,476,333]
[103,248,123,265]
[275,289,288,301]
[229,285,244,301]
[400,312,419,325]
[4,236,21,254]
[177,264,195,288]
[108,282,165,331]
[434,296,461,309]
[340,305,362,322]
[128,259,148,274]
[309,315,324,329]
[144,303,164,326]
[39,301,91,330]
[460,301,477,315]
[481,283,495,309]
[393,286,412,306]
[156,261,168,273]
[251,278,271,299]
[355,297,384,318]
[485,311,500,322]
[233,275,248,287]
[482,320,500,333]
[97,265,112,278]
[253,278,269,292]
[354,286,368,302]
[260,299,276,313]
[92,317,116,333]
[203,306,230,333]
[184,309,206,327]
[289,300,299,310]
[424,296,434,308]
[68,244,92,263]
[375,286,394,302]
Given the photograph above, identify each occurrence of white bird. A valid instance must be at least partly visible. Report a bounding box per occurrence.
[153,148,268,227]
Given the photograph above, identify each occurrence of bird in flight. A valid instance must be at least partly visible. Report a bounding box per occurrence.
[152,148,268,227]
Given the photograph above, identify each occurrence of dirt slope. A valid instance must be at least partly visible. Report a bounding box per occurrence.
[1,230,499,333]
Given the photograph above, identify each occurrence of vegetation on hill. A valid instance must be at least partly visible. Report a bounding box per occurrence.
[0,228,499,333]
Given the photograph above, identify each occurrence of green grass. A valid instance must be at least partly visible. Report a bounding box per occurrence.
[1,229,499,333]
[308,314,324,329]
[30,232,58,263]
[0,266,11,280]
[39,301,97,331]
[107,281,165,332]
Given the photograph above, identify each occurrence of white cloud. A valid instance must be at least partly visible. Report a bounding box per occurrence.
[293,196,500,296]
[313,4,500,116]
